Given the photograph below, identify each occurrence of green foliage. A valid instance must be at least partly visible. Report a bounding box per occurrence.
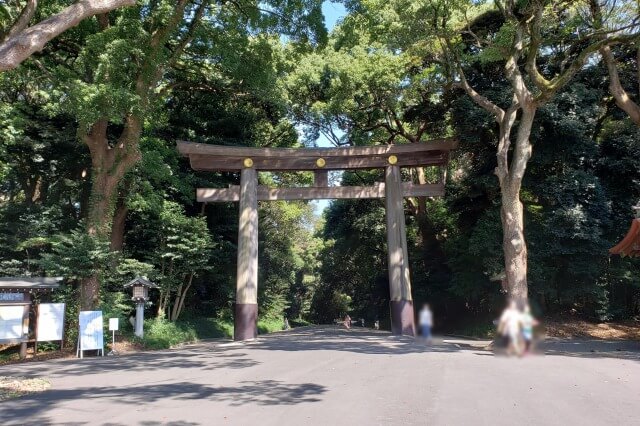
[39,228,113,280]
[139,317,200,350]
[257,317,287,334]
[51,283,80,347]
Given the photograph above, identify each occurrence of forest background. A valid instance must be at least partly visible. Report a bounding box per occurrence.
[0,0,639,348]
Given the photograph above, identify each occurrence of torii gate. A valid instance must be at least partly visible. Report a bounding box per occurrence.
[178,138,457,340]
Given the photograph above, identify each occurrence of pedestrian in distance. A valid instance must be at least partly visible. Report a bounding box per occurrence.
[419,303,433,344]
[343,314,351,329]
[521,304,538,355]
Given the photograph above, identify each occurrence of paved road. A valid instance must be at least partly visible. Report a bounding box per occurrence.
[1,326,639,425]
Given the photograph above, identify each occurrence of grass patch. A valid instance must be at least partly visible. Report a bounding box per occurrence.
[139,317,234,350]
[0,348,19,363]
[257,317,285,334]
[0,377,50,401]
[136,315,300,350]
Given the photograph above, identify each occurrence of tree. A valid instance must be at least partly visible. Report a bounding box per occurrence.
[32,0,325,310]
[441,0,639,302]
[150,202,212,322]
[286,7,452,287]
[0,0,136,71]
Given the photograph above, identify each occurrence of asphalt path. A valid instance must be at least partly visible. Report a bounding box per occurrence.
[1,326,639,425]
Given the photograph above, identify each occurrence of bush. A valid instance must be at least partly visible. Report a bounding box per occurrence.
[139,318,199,350]
[138,317,235,350]
[257,317,284,334]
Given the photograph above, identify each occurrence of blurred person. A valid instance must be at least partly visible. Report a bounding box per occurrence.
[419,304,433,344]
[344,314,351,329]
[497,300,523,356]
[521,304,538,354]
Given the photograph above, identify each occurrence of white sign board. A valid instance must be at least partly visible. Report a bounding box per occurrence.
[78,311,104,357]
[109,318,119,331]
[36,303,65,342]
[0,305,25,340]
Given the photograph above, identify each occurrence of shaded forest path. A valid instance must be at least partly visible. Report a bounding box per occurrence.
[1,326,638,425]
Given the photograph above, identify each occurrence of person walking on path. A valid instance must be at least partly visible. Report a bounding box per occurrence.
[521,304,538,354]
[419,304,433,344]
[498,300,523,356]
[343,314,351,329]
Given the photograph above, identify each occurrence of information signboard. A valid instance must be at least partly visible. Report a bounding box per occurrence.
[109,318,119,331]
[78,310,104,358]
[36,303,65,342]
[0,305,25,341]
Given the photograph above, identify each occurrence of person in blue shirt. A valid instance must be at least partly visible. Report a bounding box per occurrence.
[419,304,433,344]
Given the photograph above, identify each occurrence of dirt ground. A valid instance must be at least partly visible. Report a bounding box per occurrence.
[0,339,143,366]
[544,318,640,340]
[0,376,50,401]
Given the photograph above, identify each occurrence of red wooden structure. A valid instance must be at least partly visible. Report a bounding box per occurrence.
[609,203,640,257]
[610,218,640,257]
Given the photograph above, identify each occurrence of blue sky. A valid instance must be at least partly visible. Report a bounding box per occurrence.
[322,1,347,31]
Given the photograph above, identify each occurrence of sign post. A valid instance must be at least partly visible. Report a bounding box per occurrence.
[108,318,119,356]
[36,303,65,353]
[77,311,104,358]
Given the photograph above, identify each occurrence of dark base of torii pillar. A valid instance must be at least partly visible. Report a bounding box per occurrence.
[390,300,415,336]
[234,303,258,341]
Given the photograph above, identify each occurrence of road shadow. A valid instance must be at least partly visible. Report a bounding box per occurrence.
[0,327,462,381]
[471,338,640,361]
[1,380,327,425]
[538,339,640,361]
[247,326,464,355]
[0,346,260,379]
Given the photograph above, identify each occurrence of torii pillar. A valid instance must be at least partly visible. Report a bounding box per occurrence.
[234,167,259,340]
[385,164,415,336]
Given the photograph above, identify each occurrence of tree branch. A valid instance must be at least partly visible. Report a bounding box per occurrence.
[537,34,640,103]
[453,66,506,123]
[443,36,506,121]
[525,6,552,94]
[3,0,38,42]
[0,0,136,72]
[505,23,534,108]
[168,0,207,67]
[601,44,640,125]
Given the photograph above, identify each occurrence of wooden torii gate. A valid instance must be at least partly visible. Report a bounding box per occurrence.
[178,138,457,340]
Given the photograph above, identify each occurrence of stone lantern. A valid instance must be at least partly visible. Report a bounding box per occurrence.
[124,276,158,338]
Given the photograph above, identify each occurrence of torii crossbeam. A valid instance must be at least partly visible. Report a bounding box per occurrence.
[178,138,457,340]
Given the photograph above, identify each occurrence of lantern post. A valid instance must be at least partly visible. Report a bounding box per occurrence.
[124,277,158,338]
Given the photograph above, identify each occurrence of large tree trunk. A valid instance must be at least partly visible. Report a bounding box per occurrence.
[496,106,535,304]
[80,274,101,311]
[110,201,128,251]
[110,178,132,251]
[78,118,141,310]
[500,189,528,302]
